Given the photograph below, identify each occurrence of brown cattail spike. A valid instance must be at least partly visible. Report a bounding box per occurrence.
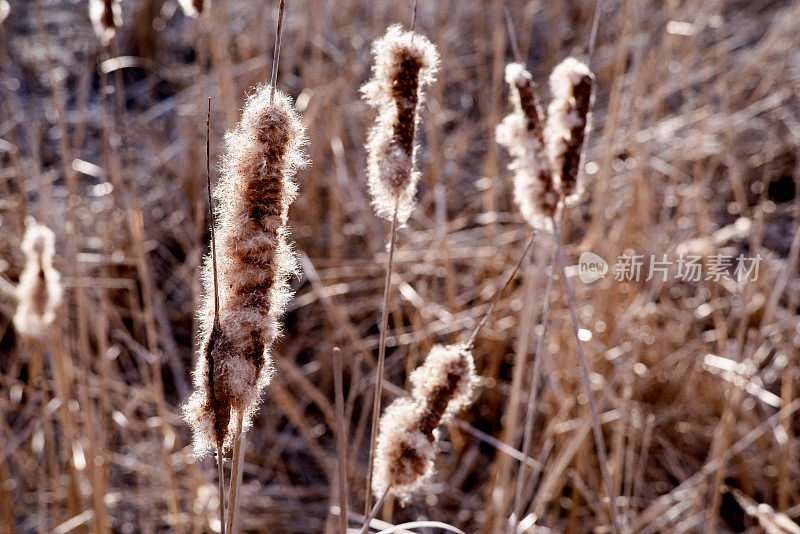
[410,344,475,435]
[371,398,436,499]
[183,85,308,454]
[545,57,594,202]
[178,0,204,17]
[89,0,120,44]
[497,63,558,228]
[371,344,476,499]
[14,219,62,339]
[362,25,439,224]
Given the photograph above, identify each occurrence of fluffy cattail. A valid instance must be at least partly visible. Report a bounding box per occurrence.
[183,85,308,454]
[177,0,204,17]
[544,57,594,202]
[14,220,62,338]
[410,343,475,430]
[497,63,559,228]
[372,344,476,499]
[371,398,436,499]
[89,0,121,45]
[361,25,439,224]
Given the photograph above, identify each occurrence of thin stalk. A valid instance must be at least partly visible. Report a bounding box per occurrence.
[207,98,226,533]
[360,487,390,534]
[550,214,621,534]
[216,447,226,534]
[207,98,220,331]
[269,0,286,105]
[333,347,349,534]
[225,413,244,534]
[466,232,535,348]
[513,245,556,523]
[410,0,419,32]
[364,200,399,516]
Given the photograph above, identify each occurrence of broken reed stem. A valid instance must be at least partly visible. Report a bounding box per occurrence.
[364,199,400,516]
[551,214,620,534]
[269,0,286,105]
[333,347,349,534]
[466,231,535,348]
[225,413,244,534]
[360,487,390,534]
[513,245,556,523]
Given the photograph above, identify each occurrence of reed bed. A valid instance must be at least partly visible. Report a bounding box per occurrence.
[1,1,800,533]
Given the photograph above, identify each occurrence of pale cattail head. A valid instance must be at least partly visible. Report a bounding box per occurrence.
[362,25,439,224]
[183,85,308,454]
[544,57,594,202]
[89,0,121,45]
[0,1,10,26]
[497,63,559,228]
[410,344,476,430]
[177,0,204,17]
[371,398,436,499]
[13,219,62,339]
[371,344,476,499]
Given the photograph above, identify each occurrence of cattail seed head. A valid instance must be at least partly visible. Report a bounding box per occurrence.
[371,345,476,499]
[544,57,594,202]
[14,219,62,339]
[362,25,439,224]
[410,344,475,432]
[371,398,436,499]
[89,0,121,45]
[178,0,204,17]
[184,85,308,454]
[497,63,559,228]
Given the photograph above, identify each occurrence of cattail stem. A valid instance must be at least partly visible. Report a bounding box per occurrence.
[466,231,535,348]
[206,98,220,331]
[269,0,286,105]
[216,447,226,534]
[333,347,349,534]
[513,245,556,523]
[225,413,244,534]
[364,199,399,516]
[360,487,390,534]
[550,214,620,534]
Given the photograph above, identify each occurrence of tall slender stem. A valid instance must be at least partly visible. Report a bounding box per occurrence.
[513,245,556,522]
[225,413,244,534]
[364,200,399,516]
[551,214,621,534]
[333,347,349,534]
[216,448,226,534]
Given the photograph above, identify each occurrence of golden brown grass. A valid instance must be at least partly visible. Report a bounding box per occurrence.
[1,1,799,533]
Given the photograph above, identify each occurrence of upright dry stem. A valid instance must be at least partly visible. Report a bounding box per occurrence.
[225,413,244,534]
[551,215,620,534]
[364,200,399,515]
[334,347,349,534]
[513,245,556,523]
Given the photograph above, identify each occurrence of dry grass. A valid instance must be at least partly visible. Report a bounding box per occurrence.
[1,0,799,533]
